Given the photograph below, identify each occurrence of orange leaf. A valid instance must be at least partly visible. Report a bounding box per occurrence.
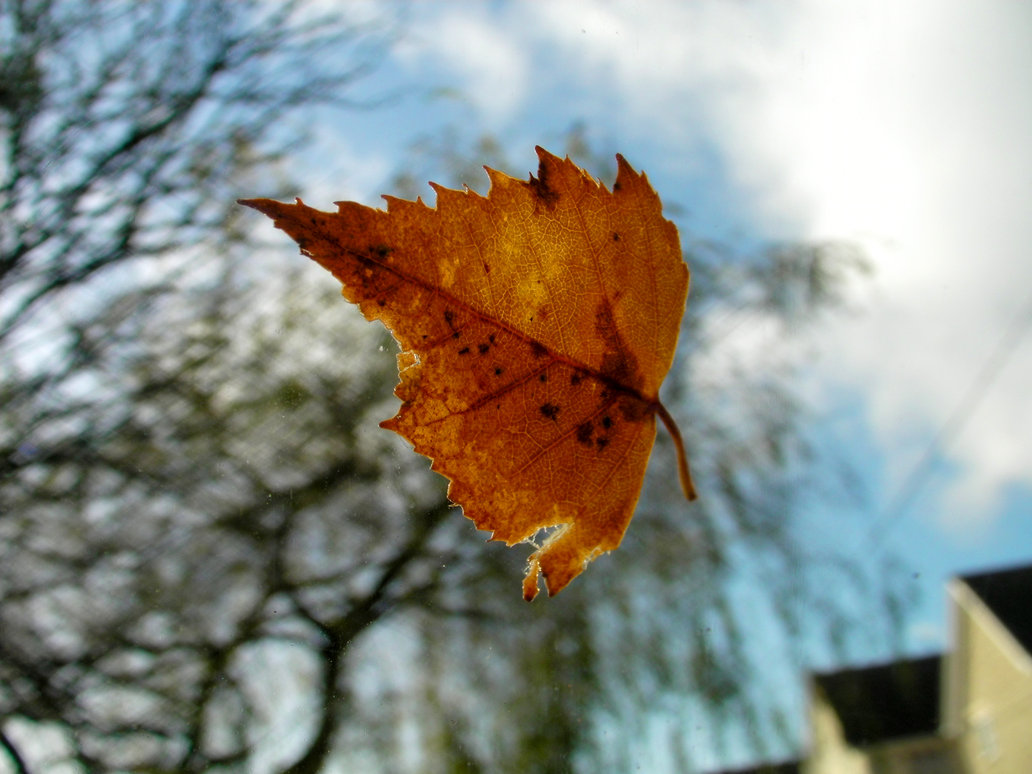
[240,147,695,599]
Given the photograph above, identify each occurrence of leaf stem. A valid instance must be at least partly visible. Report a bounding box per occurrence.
[655,402,697,501]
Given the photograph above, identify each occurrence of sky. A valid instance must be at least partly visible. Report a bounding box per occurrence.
[309,0,1032,644]
[288,0,1031,762]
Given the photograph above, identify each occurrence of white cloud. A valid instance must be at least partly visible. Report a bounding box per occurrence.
[393,8,529,120]
[759,0,1032,525]
[519,0,1032,529]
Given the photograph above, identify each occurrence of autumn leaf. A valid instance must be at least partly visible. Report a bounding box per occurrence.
[239,147,695,600]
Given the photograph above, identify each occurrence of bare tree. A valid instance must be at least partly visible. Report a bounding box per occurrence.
[0,1,417,771]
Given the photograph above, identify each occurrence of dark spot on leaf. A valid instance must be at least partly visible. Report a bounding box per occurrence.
[530,341,548,358]
[600,349,632,384]
[596,437,609,450]
[494,367,504,375]
[444,310,455,326]
[612,232,620,241]
[458,346,470,355]
[489,334,496,344]
[478,343,490,355]
[575,421,593,446]
[595,302,641,388]
[539,373,548,383]
[601,416,613,429]
[613,181,622,191]
[617,395,648,422]
[377,299,386,307]
[539,402,560,421]
[529,159,560,210]
[570,373,582,386]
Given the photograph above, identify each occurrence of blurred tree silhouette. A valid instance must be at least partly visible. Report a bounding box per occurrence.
[1,3,892,772]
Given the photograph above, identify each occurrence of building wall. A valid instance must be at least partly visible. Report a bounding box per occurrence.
[803,689,872,774]
[799,572,1030,774]
[950,584,1032,773]
[805,695,958,774]
[865,737,958,774]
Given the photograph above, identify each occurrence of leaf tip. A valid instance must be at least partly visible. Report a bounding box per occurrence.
[237,197,308,220]
[533,144,553,162]
[613,152,645,193]
[484,166,513,193]
[522,559,541,602]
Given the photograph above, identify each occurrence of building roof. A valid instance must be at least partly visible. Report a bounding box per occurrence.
[960,562,1032,655]
[813,654,941,747]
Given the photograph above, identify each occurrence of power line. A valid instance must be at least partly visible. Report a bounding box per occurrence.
[869,295,1032,547]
